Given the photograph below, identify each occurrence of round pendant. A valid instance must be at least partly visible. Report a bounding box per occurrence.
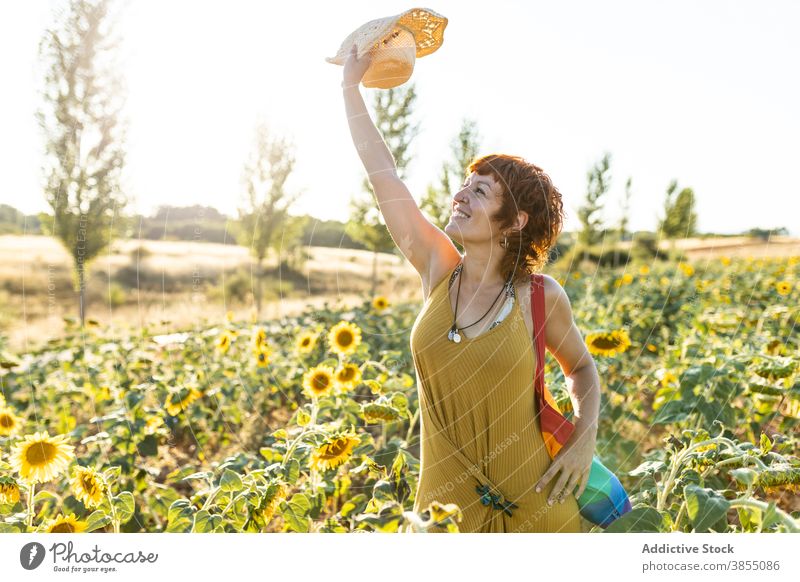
[453,332,461,343]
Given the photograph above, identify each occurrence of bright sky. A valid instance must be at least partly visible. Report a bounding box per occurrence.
[1,0,798,235]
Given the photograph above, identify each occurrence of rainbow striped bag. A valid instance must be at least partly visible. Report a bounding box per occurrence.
[530,274,632,528]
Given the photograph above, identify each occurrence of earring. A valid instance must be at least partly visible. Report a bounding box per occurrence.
[502,234,508,249]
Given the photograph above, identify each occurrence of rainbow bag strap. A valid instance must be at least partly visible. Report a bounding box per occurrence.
[530,273,575,459]
[530,273,633,528]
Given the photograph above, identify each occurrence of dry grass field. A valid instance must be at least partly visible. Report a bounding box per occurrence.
[1,233,798,353]
[0,235,421,352]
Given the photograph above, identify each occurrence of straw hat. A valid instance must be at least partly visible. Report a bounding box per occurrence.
[326,7,448,89]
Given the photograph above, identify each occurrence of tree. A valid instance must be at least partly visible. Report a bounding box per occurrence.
[618,176,633,241]
[346,84,420,297]
[577,152,612,261]
[420,117,481,234]
[235,120,304,317]
[36,0,130,326]
[612,176,634,268]
[658,180,698,238]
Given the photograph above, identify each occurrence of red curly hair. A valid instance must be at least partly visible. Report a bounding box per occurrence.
[466,154,566,284]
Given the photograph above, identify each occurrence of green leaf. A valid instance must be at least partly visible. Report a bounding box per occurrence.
[112,492,135,524]
[390,392,408,412]
[284,459,300,483]
[85,510,112,533]
[372,479,395,503]
[340,493,368,518]
[729,468,758,487]
[761,501,781,531]
[684,484,730,532]
[219,469,243,493]
[181,471,214,482]
[281,494,311,532]
[628,461,666,477]
[296,408,311,427]
[680,364,716,390]
[103,466,122,483]
[604,506,664,532]
[759,433,773,455]
[138,434,158,457]
[652,401,689,424]
[33,490,60,505]
[166,499,196,532]
[193,509,222,533]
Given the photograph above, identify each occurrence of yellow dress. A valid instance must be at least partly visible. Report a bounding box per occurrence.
[409,261,582,532]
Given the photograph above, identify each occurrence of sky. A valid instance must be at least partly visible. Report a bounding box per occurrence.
[1,0,798,235]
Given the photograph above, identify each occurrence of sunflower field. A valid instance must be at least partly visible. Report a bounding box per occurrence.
[0,256,798,533]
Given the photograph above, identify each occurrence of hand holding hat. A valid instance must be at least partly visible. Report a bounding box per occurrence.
[343,44,374,89]
[327,7,448,89]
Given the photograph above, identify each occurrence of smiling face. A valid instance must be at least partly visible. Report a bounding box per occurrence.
[444,171,505,245]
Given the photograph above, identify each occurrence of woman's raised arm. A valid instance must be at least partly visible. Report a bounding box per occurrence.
[340,44,456,284]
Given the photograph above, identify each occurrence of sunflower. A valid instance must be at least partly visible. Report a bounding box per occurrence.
[216,330,233,354]
[10,431,75,484]
[255,345,271,368]
[426,501,463,525]
[327,321,362,357]
[571,271,582,280]
[302,365,335,399]
[165,386,203,416]
[45,512,87,533]
[253,327,268,350]
[775,281,791,296]
[622,273,633,285]
[660,371,679,388]
[0,406,23,436]
[372,296,390,311]
[295,331,318,355]
[309,431,361,472]
[361,403,401,423]
[646,343,658,353]
[0,476,20,505]
[639,265,650,275]
[251,482,288,526]
[226,310,234,322]
[334,363,362,393]
[585,329,632,357]
[69,466,106,509]
[678,263,694,277]
[720,256,731,266]
[144,415,164,435]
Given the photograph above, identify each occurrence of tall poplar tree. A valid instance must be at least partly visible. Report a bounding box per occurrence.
[36,0,130,326]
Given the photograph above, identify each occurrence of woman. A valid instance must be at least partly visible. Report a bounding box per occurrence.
[341,45,601,533]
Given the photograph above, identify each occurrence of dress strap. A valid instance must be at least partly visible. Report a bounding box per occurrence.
[531,274,546,383]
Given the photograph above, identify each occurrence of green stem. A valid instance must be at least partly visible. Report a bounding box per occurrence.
[405,408,419,445]
[281,427,328,469]
[673,501,687,531]
[104,486,119,533]
[26,482,35,529]
[200,487,220,512]
[729,498,800,533]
